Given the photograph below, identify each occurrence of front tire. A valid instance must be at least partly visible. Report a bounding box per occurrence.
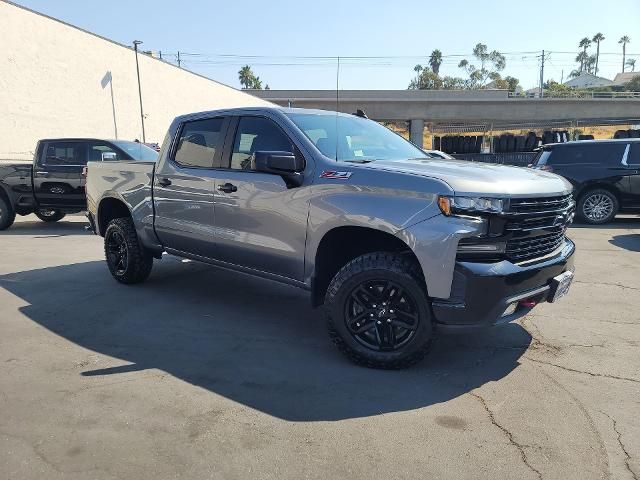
[104,217,153,284]
[35,209,66,222]
[0,196,16,231]
[577,189,618,225]
[325,252,434,369]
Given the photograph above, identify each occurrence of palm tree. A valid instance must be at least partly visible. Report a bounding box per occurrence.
[429,49,443,75]
[414,64,423,74]
[592,33,605,75]
[238,65,253,89]
[575,51,589,73]
[578,37,592,71]
[619,36,631,71]
[626,58,636,72]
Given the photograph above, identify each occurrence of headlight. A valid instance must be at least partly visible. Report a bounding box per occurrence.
[438,195,505,216]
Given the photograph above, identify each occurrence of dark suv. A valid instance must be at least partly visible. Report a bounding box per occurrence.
[532,139,640,224]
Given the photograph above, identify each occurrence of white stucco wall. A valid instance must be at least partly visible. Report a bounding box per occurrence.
[0,0,271,161]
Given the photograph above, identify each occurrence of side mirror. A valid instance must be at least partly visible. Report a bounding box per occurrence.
[102,151,118,161]
[254,151,304,187]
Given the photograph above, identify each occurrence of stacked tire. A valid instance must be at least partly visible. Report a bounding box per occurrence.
[434,135,483,154]
[614,129,640,139]
[492,131,539,153]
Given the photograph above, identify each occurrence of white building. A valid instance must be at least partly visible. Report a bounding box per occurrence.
[0,0,270,162]
[562,72,614,89]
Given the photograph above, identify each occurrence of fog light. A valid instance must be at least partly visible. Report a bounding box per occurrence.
[502,303,518,317]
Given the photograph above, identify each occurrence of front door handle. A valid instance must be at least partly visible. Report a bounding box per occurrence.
[157,177,172,187]
[217,182,237,193]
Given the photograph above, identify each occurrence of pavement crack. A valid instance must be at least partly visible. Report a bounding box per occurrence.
[470,392,543,480]
[524,357,640,384]
[574,280,640,291]
[601,411,638,480]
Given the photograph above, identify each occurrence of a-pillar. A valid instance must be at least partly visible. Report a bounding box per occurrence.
[409,119,425,148]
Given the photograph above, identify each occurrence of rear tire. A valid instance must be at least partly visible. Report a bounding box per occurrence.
[0,196,16,231]
[577,189,618,225]
[324,252,434,369]
[104,217,153,284]
[35,209,66,222]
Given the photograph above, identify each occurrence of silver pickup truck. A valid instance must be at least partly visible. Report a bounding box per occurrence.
[86,107,575,369]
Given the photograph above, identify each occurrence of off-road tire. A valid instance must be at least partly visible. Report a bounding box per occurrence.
[104,217,153,284]
[35,209,66,222]
[577,188,619,225]
[0,196,16,231]
[324,252,434,369]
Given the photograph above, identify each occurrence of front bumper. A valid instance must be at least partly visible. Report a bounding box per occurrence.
[432,239,575,333]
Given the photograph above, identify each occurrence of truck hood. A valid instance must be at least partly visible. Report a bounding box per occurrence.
[365,158,572,196]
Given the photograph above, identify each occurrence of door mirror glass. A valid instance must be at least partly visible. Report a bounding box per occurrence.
[101,151,118,161]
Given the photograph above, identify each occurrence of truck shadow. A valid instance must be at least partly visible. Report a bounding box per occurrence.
[0,258,532,421]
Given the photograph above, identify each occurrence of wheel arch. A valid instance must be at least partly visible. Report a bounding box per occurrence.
[310,225,424,307]
[97,195,132,236]
[575,183,622,203]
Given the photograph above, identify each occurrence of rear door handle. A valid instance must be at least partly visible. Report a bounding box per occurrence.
[35,171,49,176]
[217,182,237,193]
[157,177,172,187]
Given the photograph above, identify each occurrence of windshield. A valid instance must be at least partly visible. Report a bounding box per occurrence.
[111,141,159,161]
[287,113,428,162]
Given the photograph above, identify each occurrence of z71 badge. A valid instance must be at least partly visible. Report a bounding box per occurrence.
[320,171,352,179]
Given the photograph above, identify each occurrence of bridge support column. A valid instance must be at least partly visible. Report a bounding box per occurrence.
[409,119,425,148]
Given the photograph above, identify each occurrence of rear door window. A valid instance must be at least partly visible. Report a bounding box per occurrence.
[173,117,226,168]
[550,144,626,166]
[43,142,88,166]
[88,142,127,162]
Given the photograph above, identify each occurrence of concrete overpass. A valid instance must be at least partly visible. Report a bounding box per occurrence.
[251,89,640,147]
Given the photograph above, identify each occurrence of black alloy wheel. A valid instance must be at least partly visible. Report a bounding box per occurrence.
[344,279,419,352]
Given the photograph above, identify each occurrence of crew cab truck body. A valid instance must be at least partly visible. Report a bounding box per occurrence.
[0,138,157,230]
[87,107,575,368]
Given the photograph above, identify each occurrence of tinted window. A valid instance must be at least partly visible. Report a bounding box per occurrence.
[628,143,640,165]
[174,118,225,168]
[44,142,87,166]
[88,142,124,162]
[111,141,159,161]
[549,144,626,166]
[288,113,427,162]
[230,117,294,170]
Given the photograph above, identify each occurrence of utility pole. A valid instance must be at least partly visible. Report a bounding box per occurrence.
[133,40,146,142]
[177,51,181,68]
[539,50,545,98]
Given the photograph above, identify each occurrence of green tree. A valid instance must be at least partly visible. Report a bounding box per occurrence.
[619,36,631,71]
[429,49,443,75]
[585,55,597,74]
[578,37,592,71]
[575,51,589,73]
[626,58,636,72]
[238,65,255,89]
[408,67,443,90]
[458,43,506,88]
[625,75,640,91]
[592,33,605,75]
[237,65,265,89]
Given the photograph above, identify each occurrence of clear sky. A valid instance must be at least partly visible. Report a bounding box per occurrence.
[12,0,640,91]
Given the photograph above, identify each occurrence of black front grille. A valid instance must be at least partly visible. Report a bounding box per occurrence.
[505,194,574,263]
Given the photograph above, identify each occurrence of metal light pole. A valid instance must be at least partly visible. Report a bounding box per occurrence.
[133,40,146,142]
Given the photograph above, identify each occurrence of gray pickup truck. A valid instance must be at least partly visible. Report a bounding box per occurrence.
[86,107,576,368]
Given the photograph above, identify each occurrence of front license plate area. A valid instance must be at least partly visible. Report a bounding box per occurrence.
[549,271,574,303]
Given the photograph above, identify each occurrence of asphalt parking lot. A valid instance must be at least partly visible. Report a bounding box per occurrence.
[1,214,639,480]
